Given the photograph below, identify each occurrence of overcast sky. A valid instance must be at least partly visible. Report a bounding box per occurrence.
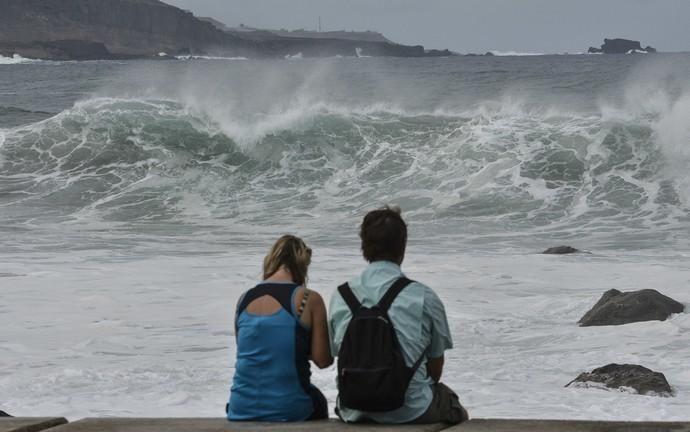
[164,0,689,54]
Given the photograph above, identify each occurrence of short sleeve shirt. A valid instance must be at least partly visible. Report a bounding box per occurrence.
[329,261,453,423]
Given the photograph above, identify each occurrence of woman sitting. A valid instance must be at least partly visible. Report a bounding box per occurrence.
[227,235,333,421]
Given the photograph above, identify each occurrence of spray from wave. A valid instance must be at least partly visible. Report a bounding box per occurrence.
[1,58,689,247]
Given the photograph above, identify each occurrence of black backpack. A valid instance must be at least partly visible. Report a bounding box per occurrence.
[336,277,425,412]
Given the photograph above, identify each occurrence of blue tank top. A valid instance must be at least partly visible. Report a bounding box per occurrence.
[227,282,313,421]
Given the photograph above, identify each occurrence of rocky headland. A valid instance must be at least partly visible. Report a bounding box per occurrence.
[588,38,657,54]
[0,0,455,60]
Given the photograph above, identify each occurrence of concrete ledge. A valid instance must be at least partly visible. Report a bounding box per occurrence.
[448,419,690,431]
[33,418,690,432]
[0,418,68,432]
[45,418,447,431]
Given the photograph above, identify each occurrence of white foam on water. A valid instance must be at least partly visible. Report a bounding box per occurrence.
[175,55,248,61]
[355,48,371,58]
[1,246,689,420]
[489,51,547,56]
[0,54,41,65]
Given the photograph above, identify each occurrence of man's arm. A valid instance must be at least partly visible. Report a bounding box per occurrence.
[427,355,444,383]
[424,287,453,382]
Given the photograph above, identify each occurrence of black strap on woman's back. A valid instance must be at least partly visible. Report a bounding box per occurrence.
[235,283,299,335]
[337,277,413,313]
[237,283,297,314]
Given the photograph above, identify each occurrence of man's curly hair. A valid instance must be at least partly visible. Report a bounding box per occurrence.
[360,205,407,263]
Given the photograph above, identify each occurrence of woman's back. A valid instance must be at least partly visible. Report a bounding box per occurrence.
[227,235,332,421]
[228,282,313,421]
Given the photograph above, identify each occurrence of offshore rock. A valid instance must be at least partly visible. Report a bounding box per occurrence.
[579,289,684,326]
[543,246,579,254]
[567,364,673,396]
[588,38,657,54]
[0,410,12,416]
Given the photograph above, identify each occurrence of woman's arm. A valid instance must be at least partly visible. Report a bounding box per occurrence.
[308,292,334,368]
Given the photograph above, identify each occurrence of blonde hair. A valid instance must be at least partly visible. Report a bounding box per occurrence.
[263,235,312,286]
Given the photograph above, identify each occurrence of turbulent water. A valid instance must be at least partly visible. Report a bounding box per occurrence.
[1,54,690,420]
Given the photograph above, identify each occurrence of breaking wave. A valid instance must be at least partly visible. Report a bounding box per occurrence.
[1,87,688,248]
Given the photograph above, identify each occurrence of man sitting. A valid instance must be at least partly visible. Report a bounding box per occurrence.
[329,206,468,424]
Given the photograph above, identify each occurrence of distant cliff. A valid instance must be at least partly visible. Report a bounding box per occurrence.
[588,38,657,54]
[0,0,449,60]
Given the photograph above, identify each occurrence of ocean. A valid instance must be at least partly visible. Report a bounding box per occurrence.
[1,54,690,420]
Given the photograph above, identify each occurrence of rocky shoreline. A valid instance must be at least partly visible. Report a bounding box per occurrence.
[0,0,455,61]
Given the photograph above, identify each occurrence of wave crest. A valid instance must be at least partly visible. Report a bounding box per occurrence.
[0,95,687,239]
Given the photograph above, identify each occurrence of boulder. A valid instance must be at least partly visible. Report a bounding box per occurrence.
[579,289,684,326]
[566,364,672,396]
[0,410,12,417]
[543,246,579,254]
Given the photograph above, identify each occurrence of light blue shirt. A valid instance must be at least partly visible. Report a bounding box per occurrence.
[329,261,453,423]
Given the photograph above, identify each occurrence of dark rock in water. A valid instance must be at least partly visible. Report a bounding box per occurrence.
[543,246,579,254]
[603,38,643,53]
[587,38,657,54]
[579,289,684,327]
[484,51,495,56]
[566,364,673,396]
[0,410,12,417]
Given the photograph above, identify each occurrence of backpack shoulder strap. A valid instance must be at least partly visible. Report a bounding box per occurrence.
[377,277,413,312]
[338,283,361,314]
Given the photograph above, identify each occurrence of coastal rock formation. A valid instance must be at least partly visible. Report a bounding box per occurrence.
[425,49,454,57]
[543,246,580,254]
[579,289,684,326]
[566,364,673,396]
[588,38,657,54]
[0,410,11,416]
[0,0,236,58]
[0,0,447,60]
